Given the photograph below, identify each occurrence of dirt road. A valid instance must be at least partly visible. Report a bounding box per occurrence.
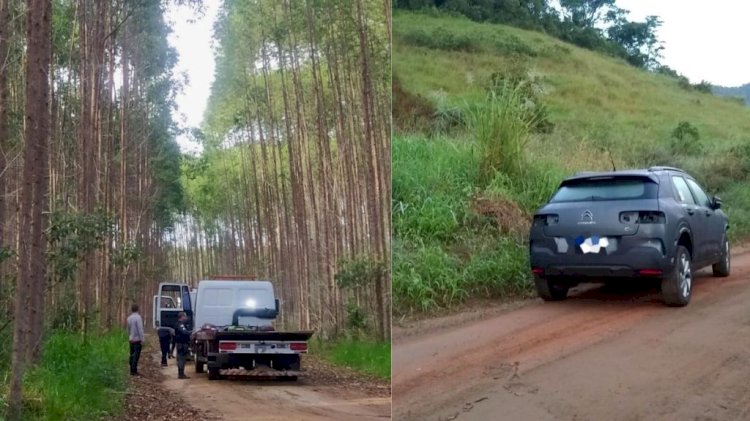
[159,356,391,420]
[393,250,750,420]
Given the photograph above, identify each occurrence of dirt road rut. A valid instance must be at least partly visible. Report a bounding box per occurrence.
[393,250,750,420]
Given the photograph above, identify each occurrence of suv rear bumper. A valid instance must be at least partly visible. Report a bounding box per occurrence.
[530,237,675,279]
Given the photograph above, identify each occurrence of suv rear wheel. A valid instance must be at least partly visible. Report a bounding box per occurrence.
[662,245,692,306]
[534,277,569,301]
[712,234,730,277]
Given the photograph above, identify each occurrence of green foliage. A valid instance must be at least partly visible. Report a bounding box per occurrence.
[335,256,388,290]
[465,81,537,182]
[394,3,664,70]
[669,121,702,156]
[393,135,551,314]
[345,303,369,331]
[489,61,553,133]
[311,339,390,380]
[0,247,14,265]
[485,161,566,213]
[692,80,713,94]
[393,136,477,244]
[720,182,750,242]
[398,21,538,57]
[1,330,128,420]
[47,208,115,283]
[110,243,142,269]
[394,241,463,312]
[606,14,663,69]
[400,26,479,52]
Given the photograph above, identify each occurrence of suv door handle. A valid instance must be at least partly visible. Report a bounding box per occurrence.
[686,208,695,215]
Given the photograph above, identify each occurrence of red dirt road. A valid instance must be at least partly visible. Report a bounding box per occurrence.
[393,250,750,420]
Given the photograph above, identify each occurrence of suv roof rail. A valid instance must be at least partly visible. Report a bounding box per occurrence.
[648,166,686,173]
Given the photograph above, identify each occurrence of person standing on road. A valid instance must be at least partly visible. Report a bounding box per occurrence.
[157,325,175,367]
[175,311,191,379]
[126,304,145,376]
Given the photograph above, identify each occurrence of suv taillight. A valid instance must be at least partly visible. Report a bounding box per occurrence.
[620,211,666,224]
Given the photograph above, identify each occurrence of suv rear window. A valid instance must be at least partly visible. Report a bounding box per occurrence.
[551,177,658,203]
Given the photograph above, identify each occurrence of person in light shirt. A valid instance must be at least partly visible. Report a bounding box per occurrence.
[126,304,145,376]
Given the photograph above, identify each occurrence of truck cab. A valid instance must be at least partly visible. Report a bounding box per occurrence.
[153,282,195,330]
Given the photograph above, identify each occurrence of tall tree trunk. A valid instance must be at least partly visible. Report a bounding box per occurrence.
[8,0,52,417]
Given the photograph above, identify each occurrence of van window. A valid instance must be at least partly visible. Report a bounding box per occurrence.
[203,288,233,307]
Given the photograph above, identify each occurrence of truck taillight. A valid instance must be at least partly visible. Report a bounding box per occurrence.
[219,342,237,352]
[290,342,307,352]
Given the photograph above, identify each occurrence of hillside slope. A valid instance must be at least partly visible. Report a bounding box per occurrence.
[393,11,750,315]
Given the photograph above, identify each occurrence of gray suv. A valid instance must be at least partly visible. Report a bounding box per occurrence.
[529,167,730,306]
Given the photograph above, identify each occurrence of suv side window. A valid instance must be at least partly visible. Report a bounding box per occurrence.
[672,176,696,205]
[686,178,711,208]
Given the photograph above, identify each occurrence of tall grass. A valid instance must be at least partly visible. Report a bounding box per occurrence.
[393,135,544,315]
[465,81,537,182]
[1,330,129,420]
[311,339,390,380]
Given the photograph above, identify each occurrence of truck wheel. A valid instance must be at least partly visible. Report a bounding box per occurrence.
[712,235,730,277]
[195,360,204,374]
[208,367,220,380]
[534,277,568,301]
[662,245,692,307]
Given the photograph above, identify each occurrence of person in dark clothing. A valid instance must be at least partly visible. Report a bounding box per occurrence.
[156,326,175,367]
[126,304,145,376]
[174,312,191,379]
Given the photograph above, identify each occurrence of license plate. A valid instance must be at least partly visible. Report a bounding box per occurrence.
[255,345,268,353]
[240,343,252,349]
[575,235,609,254]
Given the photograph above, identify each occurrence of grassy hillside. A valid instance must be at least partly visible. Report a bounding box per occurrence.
[393,11,750,316]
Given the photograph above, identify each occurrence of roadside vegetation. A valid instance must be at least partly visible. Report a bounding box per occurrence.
[311,339,390,380]
[392,10,750,316]
[0,330,128,420]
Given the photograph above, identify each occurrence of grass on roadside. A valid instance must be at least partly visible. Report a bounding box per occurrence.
[1,329,129,420]
[311,339,390,380]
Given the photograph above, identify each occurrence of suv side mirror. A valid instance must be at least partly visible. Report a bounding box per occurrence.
[712,196,722,210]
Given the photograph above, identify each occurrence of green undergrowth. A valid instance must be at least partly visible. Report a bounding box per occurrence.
[1,329,129,420]
[393,11,750,316]
[311,339,390,380]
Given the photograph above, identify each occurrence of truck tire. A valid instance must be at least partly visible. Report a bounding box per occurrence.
[208,366,220,380]
[195,360,204,373]
[712,234,730,277]
[662,245,692,307]
[534,277,568,301]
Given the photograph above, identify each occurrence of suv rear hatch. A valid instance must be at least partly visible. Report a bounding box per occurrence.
[539,175,661,238]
